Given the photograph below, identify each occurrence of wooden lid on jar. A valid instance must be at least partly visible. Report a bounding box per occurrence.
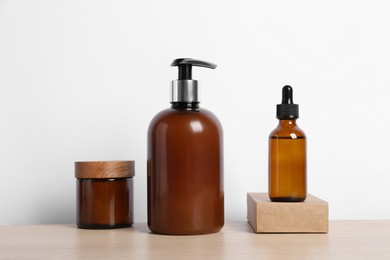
[75,161,135,179]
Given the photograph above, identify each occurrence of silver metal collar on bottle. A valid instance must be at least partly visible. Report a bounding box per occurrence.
[170,80,199,102]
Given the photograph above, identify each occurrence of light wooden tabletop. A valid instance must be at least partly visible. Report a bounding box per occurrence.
[1,221,390,259]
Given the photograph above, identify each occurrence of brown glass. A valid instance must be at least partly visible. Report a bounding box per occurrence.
[269,119,306,202]
[77,178,133,229]
[147,104,224,235]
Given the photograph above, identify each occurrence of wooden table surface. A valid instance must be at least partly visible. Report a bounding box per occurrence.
[1,221,390,259]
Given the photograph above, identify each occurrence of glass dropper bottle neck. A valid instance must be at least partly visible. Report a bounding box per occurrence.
[279,119,298,127]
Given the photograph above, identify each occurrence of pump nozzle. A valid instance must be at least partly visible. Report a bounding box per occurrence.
[170,58,217,103]
[277,85,299,119]
[171,58,217,80]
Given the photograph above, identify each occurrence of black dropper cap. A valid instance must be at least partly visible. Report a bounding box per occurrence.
[276,85,299,119]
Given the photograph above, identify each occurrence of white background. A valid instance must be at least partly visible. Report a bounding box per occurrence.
[1,0,390,225]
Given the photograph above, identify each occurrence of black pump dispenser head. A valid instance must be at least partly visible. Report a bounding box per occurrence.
[276,85,299,119]
[171,58,217,80]
[170,58,217,103]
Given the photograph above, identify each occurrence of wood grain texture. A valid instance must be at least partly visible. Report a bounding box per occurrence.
[1,221,390,259]
[75,161,134,179]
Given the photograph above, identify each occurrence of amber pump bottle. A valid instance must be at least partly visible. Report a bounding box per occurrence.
[147,58,224,235]
[269,85,307,202]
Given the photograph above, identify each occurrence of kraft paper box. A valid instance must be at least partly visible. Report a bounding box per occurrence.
[247,192,328,233]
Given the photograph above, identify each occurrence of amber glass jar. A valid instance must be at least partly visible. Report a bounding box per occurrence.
[147,103,224,235]
[75,161,134,229]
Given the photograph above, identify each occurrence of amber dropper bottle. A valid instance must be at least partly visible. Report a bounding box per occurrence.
[269,85,307,202]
